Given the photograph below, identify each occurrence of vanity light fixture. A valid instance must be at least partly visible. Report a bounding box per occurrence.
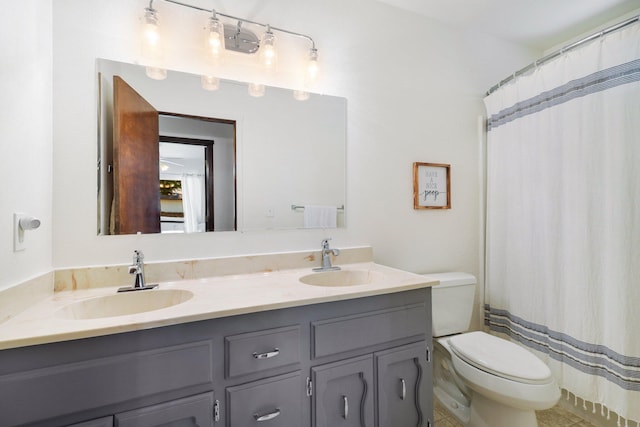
[141,3,166,80]
[306,47,319,85]
[141,0,320,90]
[206,11,225,61]
[259,25,277,70]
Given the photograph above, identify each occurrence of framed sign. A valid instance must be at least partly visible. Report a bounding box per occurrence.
[413,162,451,209]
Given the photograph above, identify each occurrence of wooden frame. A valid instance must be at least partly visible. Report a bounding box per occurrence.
[413,162,451,209]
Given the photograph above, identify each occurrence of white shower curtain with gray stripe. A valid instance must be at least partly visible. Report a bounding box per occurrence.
[484,22,640,425]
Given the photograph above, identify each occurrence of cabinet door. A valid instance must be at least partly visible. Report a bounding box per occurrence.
[312,355,373,427]
[375,342,432,427]
[115,392,214,427]
[226,371,303,427]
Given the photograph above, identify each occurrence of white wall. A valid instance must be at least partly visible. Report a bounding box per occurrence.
[1,0,542,293]
[49,0,539,273]
[0,1,53,291]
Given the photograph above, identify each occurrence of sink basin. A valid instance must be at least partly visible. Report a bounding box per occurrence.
[299,270,384,287]
[57,289,193,320]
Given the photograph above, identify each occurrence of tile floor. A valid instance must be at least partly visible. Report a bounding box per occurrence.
[435,399,598,427]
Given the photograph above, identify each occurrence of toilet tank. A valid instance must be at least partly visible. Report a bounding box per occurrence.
[426,272,477,337]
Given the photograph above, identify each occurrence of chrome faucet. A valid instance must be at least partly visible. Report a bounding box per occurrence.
[313,238,341,272]
[118,250,158,292]
[129,250,146,288]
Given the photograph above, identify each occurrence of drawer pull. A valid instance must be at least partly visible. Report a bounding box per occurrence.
[400,378,406,400]
[252,348,280,359]
[254,408,281,422]
[342,395,349,419]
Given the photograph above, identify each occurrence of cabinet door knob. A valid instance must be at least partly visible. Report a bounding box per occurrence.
[252,348,280,359]
[342,395,349,419]
[254,408,281,422]
[400,378,406,400]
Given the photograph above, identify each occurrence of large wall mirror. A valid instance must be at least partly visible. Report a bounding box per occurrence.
[97,59,346,235]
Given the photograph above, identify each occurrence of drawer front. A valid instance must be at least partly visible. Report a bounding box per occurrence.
[311,303,427,358]
[225,325,300,378]
[115,392,214,427]
[66,416,114,427]
[226,372,302,427]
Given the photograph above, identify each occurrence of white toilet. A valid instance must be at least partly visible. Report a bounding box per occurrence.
[428,272,560,427]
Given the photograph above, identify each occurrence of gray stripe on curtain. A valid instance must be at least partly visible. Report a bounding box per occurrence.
[487,59,640,131]
[485,305,640,391]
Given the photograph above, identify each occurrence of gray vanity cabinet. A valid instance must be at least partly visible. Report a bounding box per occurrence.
[376,342,431,427]
[0,287,432,427]
[311,355,374,427]
[226,371,303,426]
[66,417,114,427]
[115,392,215,427]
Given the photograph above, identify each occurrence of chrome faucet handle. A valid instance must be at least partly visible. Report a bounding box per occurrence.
[321,238,331,250]
[133,250,144,265]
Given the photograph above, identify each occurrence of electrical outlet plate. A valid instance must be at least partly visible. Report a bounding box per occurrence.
[13,213,26,252]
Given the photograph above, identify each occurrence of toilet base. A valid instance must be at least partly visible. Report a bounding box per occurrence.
[468,393,538,427]
[434,385,470,425]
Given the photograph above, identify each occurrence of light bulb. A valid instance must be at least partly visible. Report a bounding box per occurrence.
[201,75,220,91]
[306,47,319,84]
[141,6,165,79]
[248,83,265,97]
[259,27,277,69]
[143,8,160,47]
[207,14,225,59]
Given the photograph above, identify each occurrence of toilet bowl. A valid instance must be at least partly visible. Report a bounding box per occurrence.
[428,273,560,427]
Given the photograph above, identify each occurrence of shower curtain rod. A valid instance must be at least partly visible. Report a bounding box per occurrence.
[486,14,639,96]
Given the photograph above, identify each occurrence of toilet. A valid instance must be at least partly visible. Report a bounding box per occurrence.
[428,272,560,427]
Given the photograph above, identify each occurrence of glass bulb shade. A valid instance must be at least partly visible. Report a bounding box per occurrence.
[143,8,160,46]
[141,7,164,68]
[207,16,225,58]
[201,75,220,91]
[146,66,167,80]
[293,90,309,101]
[248,82,265,97]
[259,30,277,69]
[306,48,319,84]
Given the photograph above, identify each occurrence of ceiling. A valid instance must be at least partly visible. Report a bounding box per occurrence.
[376,0,640,51]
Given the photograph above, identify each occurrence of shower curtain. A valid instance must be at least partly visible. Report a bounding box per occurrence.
[181,174,206,233]
[484,22,640,425]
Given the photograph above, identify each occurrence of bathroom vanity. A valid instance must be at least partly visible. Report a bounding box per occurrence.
[0,254,436,427]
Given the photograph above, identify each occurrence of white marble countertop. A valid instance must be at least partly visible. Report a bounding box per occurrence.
[0,262,437,350]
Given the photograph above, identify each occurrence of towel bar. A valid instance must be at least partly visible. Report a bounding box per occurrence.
[291,204,344,211]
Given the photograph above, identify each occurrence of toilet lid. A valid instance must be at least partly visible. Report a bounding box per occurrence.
[448,331,552,385]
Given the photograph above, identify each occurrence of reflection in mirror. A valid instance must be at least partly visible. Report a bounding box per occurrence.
[97,59,346,235]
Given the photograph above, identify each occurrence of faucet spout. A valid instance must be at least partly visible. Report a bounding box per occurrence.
[118,250,158,292]
[313,238,341,272]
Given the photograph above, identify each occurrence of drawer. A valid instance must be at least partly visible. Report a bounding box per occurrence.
[225,325,300,378]
[226,372,302,427]
[311,303,427,358]
[115,392,214,427]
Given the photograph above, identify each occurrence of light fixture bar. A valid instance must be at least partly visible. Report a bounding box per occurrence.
[152,0,316,48]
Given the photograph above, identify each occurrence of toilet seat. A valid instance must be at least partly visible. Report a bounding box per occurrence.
[448,331,551,384]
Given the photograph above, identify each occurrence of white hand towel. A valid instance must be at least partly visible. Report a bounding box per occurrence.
[303,205,337,229]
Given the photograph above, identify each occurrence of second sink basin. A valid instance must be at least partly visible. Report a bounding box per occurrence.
[299,269,384,287]
[57,289,194,320]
